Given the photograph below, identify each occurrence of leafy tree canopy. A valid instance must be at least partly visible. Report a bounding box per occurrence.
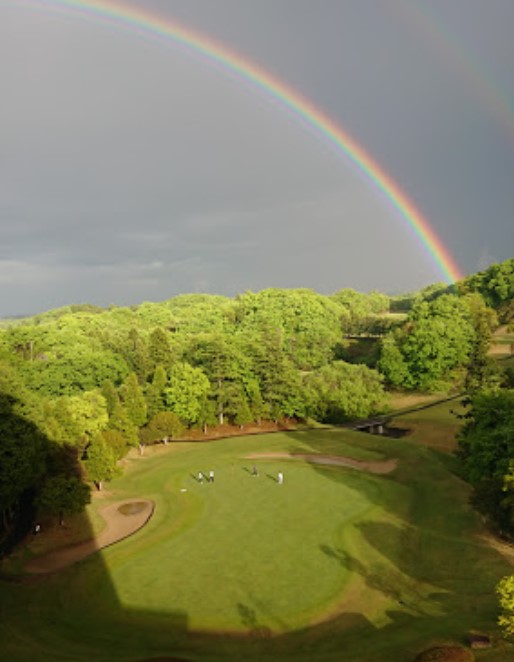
[36,474,90,525]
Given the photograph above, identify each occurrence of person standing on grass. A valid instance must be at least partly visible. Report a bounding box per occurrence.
[278,471,284,485]
[252,465,258,477]
[198,471,204,484]
[209,470,214,483]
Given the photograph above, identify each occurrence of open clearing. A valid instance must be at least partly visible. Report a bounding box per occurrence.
[2,428,514,661]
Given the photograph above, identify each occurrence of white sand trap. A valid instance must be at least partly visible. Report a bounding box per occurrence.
[246,452,397,474]
[25,498,154,574]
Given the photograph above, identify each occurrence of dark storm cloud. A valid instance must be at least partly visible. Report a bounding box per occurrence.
[1,0,513,314]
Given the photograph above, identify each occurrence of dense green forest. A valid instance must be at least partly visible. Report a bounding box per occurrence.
[1,257,513,553]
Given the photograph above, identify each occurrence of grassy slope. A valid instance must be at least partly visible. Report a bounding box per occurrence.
[387,398,466,454]
[490,328,514,365]
[1,429,514,661]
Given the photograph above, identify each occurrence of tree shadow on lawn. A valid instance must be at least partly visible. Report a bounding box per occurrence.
[317,519,514,659]
[270,430,514,653]
[0,392,189,662]
[319,544,405,604]
[0,412,401,661]
[236,602,272,638]
[1,528,191,662]
[4,421,514,661]
[97,427,514,660]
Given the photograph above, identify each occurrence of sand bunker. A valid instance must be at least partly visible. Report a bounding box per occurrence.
[246,452,397,474]
[25,498,154,574]
[118,501,149,516]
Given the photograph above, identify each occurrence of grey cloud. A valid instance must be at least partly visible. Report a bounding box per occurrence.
[1,0,513,314]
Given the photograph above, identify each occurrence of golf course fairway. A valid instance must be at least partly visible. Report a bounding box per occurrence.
[1,429,514,661]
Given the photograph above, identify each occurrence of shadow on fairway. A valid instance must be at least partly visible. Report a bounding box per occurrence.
[264,429,514,657]
[0,392,189,662]
[320,543,428,607]
[237,602,272,638]
[3,422,514,661]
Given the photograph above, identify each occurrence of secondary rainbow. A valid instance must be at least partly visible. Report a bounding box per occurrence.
[396,1,514,151]
[29,0,463,283]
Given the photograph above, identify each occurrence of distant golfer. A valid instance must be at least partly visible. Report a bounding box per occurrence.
[252,465,259,477]
[198,471,204,484]
[278,471,284,485]
[209,470,214,483]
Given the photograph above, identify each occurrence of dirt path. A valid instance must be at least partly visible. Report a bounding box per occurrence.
[25,499,154,574]
[245,452,397,474]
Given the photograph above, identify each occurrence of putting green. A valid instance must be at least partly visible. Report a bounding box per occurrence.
[110,463,380,630]
[1,429,514,662]
[68,432,391,633]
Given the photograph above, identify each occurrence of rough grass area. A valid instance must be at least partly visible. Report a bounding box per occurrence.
[387,399,466,454]
[388,393,447,412]
[1,429,514,661]
[490,326,514,357]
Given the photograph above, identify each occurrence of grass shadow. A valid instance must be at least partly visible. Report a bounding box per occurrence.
[0,391,189,662]
[3,425,514,661]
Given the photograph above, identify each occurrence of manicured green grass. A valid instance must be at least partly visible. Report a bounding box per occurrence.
[1,429,514,661]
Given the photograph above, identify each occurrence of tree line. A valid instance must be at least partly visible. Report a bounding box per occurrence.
[1,258,513,545]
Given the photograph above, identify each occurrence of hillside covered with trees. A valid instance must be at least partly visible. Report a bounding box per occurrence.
[1,258,513,552]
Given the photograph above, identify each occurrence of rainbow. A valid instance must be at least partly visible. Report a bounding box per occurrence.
[27,0,463,283]
[396,1,514,151]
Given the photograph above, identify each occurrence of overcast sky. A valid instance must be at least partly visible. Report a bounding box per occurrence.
[1,0,513,316]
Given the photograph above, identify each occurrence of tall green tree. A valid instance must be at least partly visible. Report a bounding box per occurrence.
[108,401,139,450]
[246,326,305,421]
[378,294,476,391]
[459,257,514,320]
[196,397,218,435]
[463,293,500,392]
[36,475,90,526]
[145,364,168,419]
[0,393,47,532]
[100,380,120,416]
[304,361,387,423]
[331,289,390,336]
[236,289,342,369]
[120,372,147,428]
[83,436,120,490]
[187,334,248,425]
[97,428,128,460]
[457,390,514,530]
[140,412,184,448]
[377,336,410,387]
[123,329,151,382]
[165,362,210,426]
[67,391,109,450]
[148,328,173,369]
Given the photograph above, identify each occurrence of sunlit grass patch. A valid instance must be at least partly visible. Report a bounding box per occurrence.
[1,429,513,661]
